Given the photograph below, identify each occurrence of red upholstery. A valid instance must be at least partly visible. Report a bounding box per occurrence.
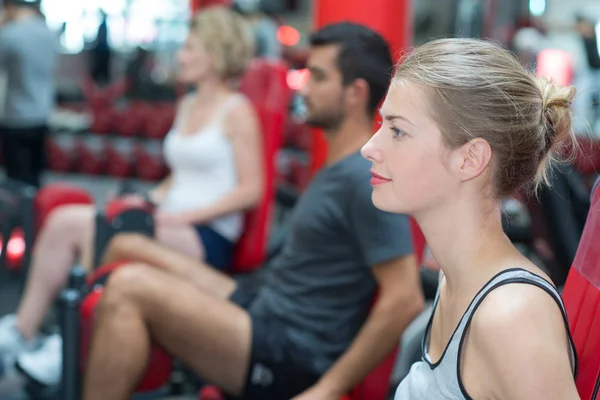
[143,104,175,140]
[80,76,128,114]
[133,140,168,181]
[46,133,79,172]
[85,260,131,287]
[104,197,154,221]
[232,59,290,272]
[76,135,107,175]
[90,108,115,134]
[33,184,94,234]
[563,178,600,399]
[105,137,135,178]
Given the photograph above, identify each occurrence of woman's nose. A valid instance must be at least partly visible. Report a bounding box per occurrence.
[361,131,383,162]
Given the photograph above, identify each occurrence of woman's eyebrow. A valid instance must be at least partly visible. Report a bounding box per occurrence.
[379,109,417,127]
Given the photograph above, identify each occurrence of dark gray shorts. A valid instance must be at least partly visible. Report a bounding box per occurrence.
[228,272,320,400]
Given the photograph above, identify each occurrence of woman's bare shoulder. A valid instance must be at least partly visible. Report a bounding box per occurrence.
[466,272,576,399]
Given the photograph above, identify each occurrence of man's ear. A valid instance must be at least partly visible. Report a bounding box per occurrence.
[346,78,370,110]
[454,138,492,182]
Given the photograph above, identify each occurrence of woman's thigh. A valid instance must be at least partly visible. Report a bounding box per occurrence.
[155,223,205,261]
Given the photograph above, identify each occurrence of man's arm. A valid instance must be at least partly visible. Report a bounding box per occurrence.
[314,255,425,397]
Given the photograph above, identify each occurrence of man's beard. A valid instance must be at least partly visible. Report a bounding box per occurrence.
[305,106,346,131]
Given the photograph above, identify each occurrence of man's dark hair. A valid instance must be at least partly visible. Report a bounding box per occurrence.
[310,22,394,116]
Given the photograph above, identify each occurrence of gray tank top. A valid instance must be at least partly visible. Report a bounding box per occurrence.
[394,268,577,400]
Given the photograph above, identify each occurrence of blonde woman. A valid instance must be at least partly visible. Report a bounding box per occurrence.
[362,38,579,399]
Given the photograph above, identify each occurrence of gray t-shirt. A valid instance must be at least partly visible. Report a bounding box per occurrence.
[0,16,57,127]
[250,152,413,374]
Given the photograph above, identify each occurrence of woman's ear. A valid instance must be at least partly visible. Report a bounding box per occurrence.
[455,138,492,182]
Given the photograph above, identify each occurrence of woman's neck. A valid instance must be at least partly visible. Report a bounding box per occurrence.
[194,76,231,104]
[415,195,518,296]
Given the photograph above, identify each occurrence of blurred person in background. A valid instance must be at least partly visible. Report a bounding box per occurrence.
[0,5,262,395]
[542,12,600,132]
[124,47,153,99]
[0,0,57,188]
[234,0,282,59]
[512,26,548,69]
[574,14,600,131]
[90,9,111,85]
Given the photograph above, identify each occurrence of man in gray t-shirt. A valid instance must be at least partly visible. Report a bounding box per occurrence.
[249,152,414,374]
[79,23,425,400]
[0,0,56,187]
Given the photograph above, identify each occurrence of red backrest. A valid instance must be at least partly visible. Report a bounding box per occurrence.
[563,177,600,400]
[348,220,426,400]
[34,183,94,234]
[231,59,290,272]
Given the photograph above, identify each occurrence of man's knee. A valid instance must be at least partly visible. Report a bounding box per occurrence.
[94,264,153,339]
[102,263,151,306]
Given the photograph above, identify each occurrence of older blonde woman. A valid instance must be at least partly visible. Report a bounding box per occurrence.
[0,6,263,392]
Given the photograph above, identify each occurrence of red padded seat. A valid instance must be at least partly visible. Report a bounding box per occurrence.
[563,176,600,399]
[34,184,94,234]
[232,59,290,272]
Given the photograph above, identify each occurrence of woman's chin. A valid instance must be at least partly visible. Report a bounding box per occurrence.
[372,193,413,215]
[371,193,396,212]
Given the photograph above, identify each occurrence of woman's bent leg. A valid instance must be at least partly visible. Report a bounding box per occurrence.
[15,204,96,341]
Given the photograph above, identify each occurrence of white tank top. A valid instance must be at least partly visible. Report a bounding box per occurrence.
[394,268,577,400]
[160,94,245,242]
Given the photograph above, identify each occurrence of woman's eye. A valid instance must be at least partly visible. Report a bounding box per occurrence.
[391,127,406,139]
